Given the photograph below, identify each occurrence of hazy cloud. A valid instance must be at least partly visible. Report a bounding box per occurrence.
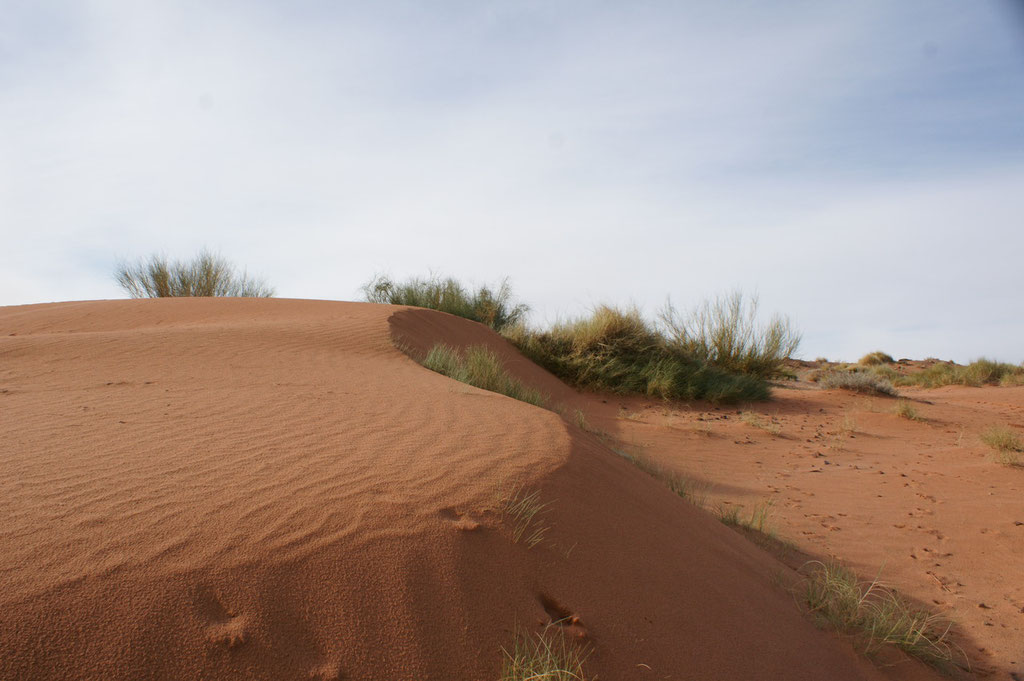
[2,0,1022,361]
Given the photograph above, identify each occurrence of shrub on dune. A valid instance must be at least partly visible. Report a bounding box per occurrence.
[373,276,795,404]
[115,251,274,298]
[362,274,528,331]
[895,358,1024,389]
[658,291,801,379]
[819,370,898,397]
[506,305,770,404]
[859,351,895,366]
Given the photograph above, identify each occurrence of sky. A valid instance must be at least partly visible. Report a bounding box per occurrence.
[2,0,1023,363]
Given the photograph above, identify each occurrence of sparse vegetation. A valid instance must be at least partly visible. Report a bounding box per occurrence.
[499,486,551,548]
[893,400,922,421]
[980,425,1023,466]
[611,448,710,508]
[506,305,770,404]
[658,291,801,378]
[895,359,1024,389]
[718,499,775,534]
[115,250,274,298]
[421,344,546,408]
[362,274,528,331]
[819,370,898,397]
[370,277,802,403]
[801,561,960,668]
[859,351,894,366]
[501,626,589,681]
[841,411,857,435]
[740,411,782,436]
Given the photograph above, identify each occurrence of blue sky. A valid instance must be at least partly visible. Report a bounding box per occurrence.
[2,1,1023,362]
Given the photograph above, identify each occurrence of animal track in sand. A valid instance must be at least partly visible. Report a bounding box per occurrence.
[195,586,249,649]
[438,507,481,531]
[308,661,345,680]
[206,617,249,649]
[538,593,589,640]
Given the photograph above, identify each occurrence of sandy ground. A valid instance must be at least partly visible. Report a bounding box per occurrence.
[0,298,981,680]
[582,382,1024,680]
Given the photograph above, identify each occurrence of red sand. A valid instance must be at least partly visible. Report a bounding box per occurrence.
[582,381,1024,680]
[0,299,958,680]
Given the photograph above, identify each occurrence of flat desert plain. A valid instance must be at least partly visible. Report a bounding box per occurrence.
[1,298,1019,680]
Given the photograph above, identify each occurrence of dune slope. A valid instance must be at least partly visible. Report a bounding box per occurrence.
[0,299,936,680]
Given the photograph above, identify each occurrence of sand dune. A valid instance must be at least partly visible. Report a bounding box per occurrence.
[1,299,946,680]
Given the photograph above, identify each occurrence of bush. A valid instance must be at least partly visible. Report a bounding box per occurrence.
[115,251,274,298]
[362,274,528,331]
[859,351,894,366]
[421,344,546,408]
[819,370,898,396]
[895,359,1024,389]
[658,291,800,378]
[505,305,769,404]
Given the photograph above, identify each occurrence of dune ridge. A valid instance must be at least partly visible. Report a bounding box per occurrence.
[1,299,941,680]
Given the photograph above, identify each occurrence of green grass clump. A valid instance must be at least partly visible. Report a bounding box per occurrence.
[859,351,895,366]
[819,370,898,397]
[893,400,922,421]
[980,425,1023,466]
[501,627,589,681]
[802,561,959,668]
[895,359,1024,389]
[363,274,528,331]
[506,305,769,404]
[115,250,274,298]
[658,291,801,378]
[422,344,546,408]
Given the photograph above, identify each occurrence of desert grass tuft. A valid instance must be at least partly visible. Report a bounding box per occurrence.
[363,273,528,331]
[859,351,895,366]
[421,344,546,408]
[802,561,960,668]
[506,305,770,404]
[819,370,898,397]
[500,486,552,548]
[740,411,782,436]
[115,250,274,298]
[979,425,1023,466]
[718,499,775,533]
[893,400,923,421]
[501,626,589,681]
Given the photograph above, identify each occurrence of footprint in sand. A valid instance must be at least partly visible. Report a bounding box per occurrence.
[206,617,249,649]
[308,661,345,680]
[438,507,481,531]
[195,586,250,649]
[539,593,589,641]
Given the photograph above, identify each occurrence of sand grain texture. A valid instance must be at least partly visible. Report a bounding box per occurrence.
[1,299,942,680]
